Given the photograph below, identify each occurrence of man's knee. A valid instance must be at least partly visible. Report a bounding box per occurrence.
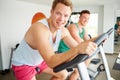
[56,70,69,79]
[42,67,68,79]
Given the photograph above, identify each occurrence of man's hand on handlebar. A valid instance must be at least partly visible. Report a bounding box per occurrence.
[77,41,97,56]
[90,36,107,44]
[89,37,97,42]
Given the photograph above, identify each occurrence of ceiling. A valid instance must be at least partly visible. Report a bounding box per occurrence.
[19,0,120,6]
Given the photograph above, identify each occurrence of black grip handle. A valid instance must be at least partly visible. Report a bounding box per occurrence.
[89,28,113,57]
[53,54,89,72]
[94,28,113,45]
[53,28,113,73]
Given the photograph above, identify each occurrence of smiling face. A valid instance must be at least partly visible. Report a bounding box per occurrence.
[118,21,120,26]
[79,13,90,26]
[50,3,72,29]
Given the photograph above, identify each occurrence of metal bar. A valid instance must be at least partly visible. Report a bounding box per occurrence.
[77,62,90,80]
[99,45,111,80]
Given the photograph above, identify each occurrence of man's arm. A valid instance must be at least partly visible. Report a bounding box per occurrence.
[67,24,84,43]
[61,26,79,48]
[83,28,90,41]
[61,27,97,56]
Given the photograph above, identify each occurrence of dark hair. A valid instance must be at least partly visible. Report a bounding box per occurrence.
[80,10,90,15]
[52,0,73,11]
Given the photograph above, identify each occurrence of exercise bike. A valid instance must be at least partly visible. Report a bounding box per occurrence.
[53,28,114,80]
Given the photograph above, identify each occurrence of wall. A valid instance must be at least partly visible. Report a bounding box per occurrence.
[115,10,120,19]
[0,0,3,70]
[0,0,50,70]
[0,35,2,70]
[103,4,115,54]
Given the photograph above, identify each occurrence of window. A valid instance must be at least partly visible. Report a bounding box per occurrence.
[86,14,98,37]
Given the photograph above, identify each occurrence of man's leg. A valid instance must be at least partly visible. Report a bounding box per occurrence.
[68,59,92,80]
[42,67,68,80]
[31,76,36,80]
[68,68,79,80]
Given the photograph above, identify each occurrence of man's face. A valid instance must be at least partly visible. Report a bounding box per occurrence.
[79,13,90,26]
[51,3,71,29]
[118,21,120,26]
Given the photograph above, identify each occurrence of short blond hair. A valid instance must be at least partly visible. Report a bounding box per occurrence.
[52,0,73,11]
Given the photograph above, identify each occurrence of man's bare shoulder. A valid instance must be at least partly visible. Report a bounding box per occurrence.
[26,22,50,38]
[25,22,50,41]
[67,23,77,30]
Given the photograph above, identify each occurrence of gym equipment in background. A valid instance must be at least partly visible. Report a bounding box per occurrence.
[53,28,114,80]
[0,43,19,75]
